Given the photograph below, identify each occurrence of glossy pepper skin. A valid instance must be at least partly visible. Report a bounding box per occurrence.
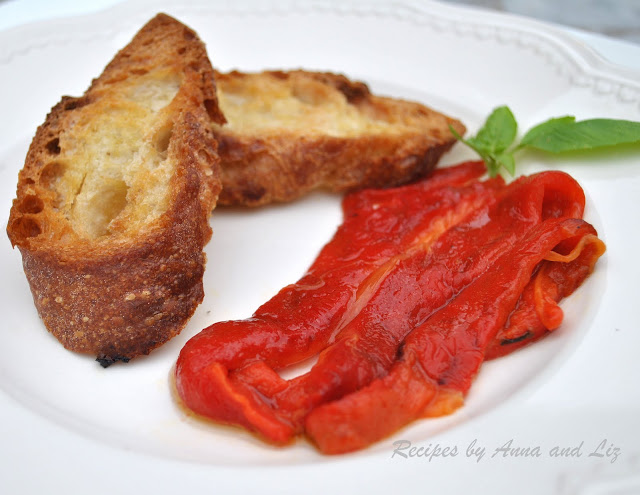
[176,161,494,440]
[175,161,605,453]
[486,232,605,359]
[305,219,604,453]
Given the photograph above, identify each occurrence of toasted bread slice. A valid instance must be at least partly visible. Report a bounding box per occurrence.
[6,14,225,365]
[213,70,465,206]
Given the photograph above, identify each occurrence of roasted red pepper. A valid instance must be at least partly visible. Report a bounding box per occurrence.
[175,161,605,453]
[176,161,495,440]
[485,231,605,359]
[305,218,603,453]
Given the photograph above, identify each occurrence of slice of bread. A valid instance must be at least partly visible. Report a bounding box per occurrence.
[6,14,225,365]
[213,70,466,206]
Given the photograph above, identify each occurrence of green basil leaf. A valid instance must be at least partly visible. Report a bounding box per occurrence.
[450,106,640,180]
[468,106,518,155]
[449,121,513,178]
[496,152,516,176]
[450,129,487,160]
[520,118,640,153]
[483,155,500,178]
[519,116,576,148]
[449,123,488,164]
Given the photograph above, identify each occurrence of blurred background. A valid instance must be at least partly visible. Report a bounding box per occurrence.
[445,0,640,43]
[0,0,639,44]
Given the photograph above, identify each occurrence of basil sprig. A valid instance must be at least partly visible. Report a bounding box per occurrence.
[450,106,640,177]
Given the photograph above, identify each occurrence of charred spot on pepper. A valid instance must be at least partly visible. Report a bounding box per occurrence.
[395,342,405,360]
[499,331,533,346]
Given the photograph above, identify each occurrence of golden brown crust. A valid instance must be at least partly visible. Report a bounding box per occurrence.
[213,70,465,206]
[6,14,224,364]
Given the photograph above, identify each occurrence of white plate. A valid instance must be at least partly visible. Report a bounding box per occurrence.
[1,1,639,493]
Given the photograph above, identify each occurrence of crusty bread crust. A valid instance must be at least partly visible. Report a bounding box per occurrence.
[214,70,465,206]
[7,14,224,365]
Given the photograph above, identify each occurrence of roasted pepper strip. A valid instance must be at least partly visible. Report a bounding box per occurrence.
[175,162,604,453]
[305,218,601,454]
[268,170,586,428]
[486,233,606,359]
[176,162,492,440]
